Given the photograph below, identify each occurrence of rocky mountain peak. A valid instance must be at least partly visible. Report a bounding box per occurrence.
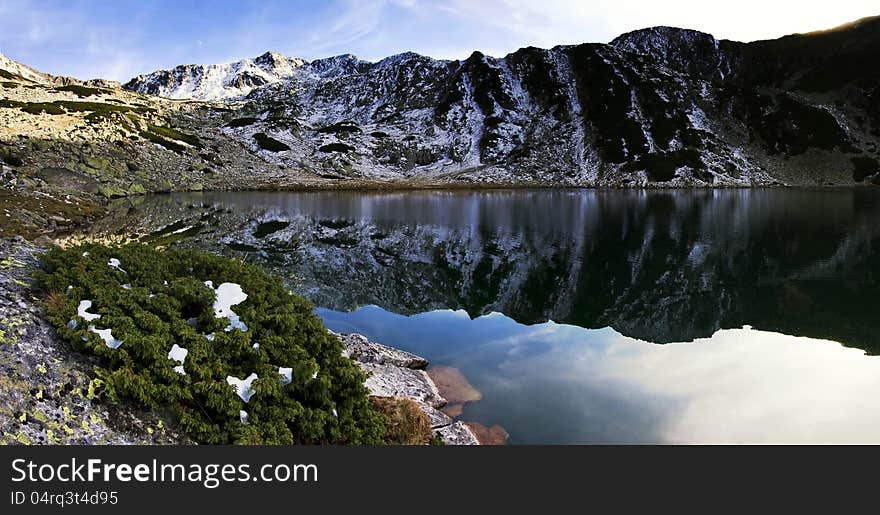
[113,18,880,188]
[123,51,307,100]
[375,51,442,69]
[253,51,306,74]
[0,52,50,83]
[307,54,370,78]
[610,26,723,76]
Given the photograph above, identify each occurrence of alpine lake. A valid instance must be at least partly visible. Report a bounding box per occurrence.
[91,187,880,444]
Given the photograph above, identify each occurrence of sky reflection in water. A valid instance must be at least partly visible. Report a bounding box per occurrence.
[320,305,880,444]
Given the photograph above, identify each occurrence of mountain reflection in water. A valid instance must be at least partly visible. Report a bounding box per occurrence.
[96,188,880,353]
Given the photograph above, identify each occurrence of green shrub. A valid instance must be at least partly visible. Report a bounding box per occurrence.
[0,69,23,81]
[139,130,186,153]
[21,102,66,115]
[53,85,106,97]
[253,133,290,152]
[369,397,432,445]
[0,99,153,119]
[146,124,203,148]
[38,244,385,445]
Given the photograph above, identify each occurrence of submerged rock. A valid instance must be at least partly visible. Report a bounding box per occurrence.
[337,331,490,444]
[464,422,509,445]
[427,365,482,418]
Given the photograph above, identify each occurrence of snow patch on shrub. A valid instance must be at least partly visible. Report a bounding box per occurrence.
[87,325,123,349]
[226,373,258,403]
[77,300,101,321]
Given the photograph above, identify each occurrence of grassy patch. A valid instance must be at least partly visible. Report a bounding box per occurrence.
[369,397,432,445]
[0,99,154,120]
[146,124,202,148]
[139,130,186,153]
[22,102,66,115]
[253,133,290,152]
[53,85,106,98]
[38,244,386,445]
[0,69,23,81]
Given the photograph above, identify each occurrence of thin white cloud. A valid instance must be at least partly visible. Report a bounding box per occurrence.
[1,0,876,80]
[423,0,879,44]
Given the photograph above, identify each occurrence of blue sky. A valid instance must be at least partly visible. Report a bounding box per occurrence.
[0,0,876,81]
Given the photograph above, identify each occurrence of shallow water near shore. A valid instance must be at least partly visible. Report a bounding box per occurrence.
[96,187,880,443]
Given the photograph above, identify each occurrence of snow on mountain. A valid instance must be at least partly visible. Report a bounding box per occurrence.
[120,18,880,187]
[0,52,50,83]
[124,51,306,100]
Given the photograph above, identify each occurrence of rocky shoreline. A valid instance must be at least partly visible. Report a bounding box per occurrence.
[337,332,481,445]
[0,237,483,445]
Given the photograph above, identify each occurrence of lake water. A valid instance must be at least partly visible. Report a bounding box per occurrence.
[97,188,880,443]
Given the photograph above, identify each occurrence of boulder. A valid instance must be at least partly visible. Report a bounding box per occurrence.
[337,332,428,369]
[357,362,446,409]
[436,421,480,445]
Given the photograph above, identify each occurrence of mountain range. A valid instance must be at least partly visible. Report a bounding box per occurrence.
[123,15,880,187]
[1,16,879,236]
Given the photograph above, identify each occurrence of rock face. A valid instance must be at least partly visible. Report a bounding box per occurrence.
[436,422,480,446]
[427,366,483,418]
[358,362,446,409]
[123,16,880,187]
[125,51,308,101]
[336,331,479,444]
[3,17,879,212]
[337,332,428,368]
